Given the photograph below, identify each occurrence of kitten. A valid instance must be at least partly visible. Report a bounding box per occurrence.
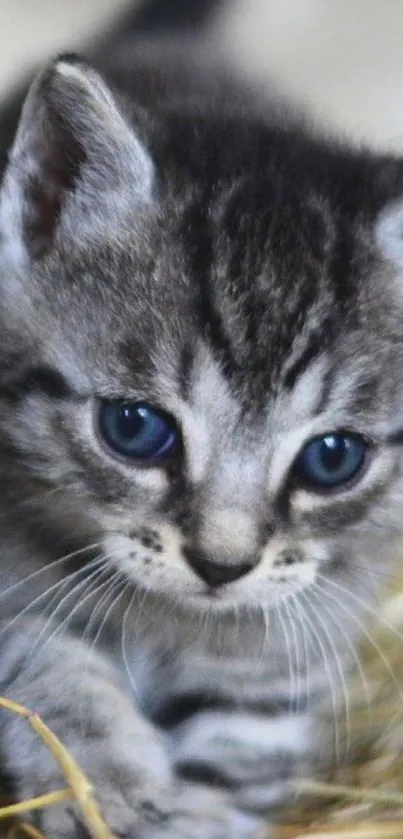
[0,0,402,836]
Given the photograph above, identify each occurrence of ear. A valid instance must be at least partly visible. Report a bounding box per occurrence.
[0,55,154,262]
[376,199,403,271]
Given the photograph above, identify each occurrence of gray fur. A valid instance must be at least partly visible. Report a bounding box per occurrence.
[0,35,402,839]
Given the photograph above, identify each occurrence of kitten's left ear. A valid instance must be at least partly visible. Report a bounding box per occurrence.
[376,199,403,271]
[0,55,154,262]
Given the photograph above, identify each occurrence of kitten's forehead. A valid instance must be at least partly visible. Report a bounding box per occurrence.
[169,176,367,404]
[185,341,328,432]
[37,159,399,420]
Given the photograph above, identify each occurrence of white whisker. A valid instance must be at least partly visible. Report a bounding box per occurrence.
[121,587,140,701]
[304,587,351,757]
[316,573,403,711]
[283,596,301,715]
[310,581,372,722]
[319,574,403,646]
[0,541,103,605]
[17,559,108,663]
[0,555,106,648]
[297,588,341,764]
[79,574,128,736]
[289,593,311,714]
[28,570,113,665]
[275,600,295,713]
[7,563,111,690]
[81,571,123,650]
[250,606,270,681]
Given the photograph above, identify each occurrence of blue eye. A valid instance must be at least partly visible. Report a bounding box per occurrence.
[99,401,180,462]
[293,432,368,491]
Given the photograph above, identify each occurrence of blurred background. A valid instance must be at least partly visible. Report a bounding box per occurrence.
[1,0,403,151]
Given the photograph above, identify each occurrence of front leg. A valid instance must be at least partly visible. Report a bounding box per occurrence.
[0,618,262,838]
[172,709,313,813]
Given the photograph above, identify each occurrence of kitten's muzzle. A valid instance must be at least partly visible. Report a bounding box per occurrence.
[182,546,254,587]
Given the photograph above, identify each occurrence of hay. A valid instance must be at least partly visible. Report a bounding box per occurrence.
[1,579,403,839]
[0,697,117,839]
[273,577,403,839]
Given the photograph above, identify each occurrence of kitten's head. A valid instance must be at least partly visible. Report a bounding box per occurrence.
[1,56,403,612]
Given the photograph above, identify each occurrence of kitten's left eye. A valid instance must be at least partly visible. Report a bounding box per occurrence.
[99,401,180,463]
[292,432,368,491]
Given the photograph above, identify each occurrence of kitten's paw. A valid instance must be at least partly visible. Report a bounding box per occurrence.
[30,779,263,839]
[36,787,169,839]
[12,734,263,839]
[3,690,174,838]
[147,785,265,839]
[20,758,173,839]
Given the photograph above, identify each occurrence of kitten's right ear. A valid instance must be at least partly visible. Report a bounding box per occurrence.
[0,55,154,264]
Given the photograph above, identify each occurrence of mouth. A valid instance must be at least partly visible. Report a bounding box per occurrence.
[183,568,315,612]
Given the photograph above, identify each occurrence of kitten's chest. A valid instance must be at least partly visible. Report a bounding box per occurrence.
[120,611,306,718]
[123,621,316,803]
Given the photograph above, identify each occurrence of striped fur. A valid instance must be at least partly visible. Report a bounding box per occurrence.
[0,4,403,837]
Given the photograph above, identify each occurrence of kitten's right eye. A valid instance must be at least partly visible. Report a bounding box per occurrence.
[291,431,369,492]
[98,401,180,464]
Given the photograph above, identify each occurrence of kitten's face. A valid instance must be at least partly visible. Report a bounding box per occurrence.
[1,58,403,613]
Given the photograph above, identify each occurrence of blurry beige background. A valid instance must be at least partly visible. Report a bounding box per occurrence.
[0,0,403,151]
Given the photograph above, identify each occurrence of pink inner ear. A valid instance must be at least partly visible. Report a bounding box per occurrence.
[2,58,154,264]
[22,133,86,260]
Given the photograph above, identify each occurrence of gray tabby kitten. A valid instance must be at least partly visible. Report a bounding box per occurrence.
[0,1,402,836]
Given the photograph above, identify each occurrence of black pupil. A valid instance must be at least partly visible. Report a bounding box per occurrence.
[321,436,347,472]
[117,407,144,439]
